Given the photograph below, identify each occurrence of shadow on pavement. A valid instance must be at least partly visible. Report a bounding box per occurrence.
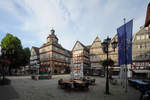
[0,84,20,100]
[0,78,11,85]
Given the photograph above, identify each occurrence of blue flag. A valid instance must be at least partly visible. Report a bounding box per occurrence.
[117,20,133,66]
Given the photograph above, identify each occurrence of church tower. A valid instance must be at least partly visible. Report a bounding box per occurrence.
[47,29,58,43]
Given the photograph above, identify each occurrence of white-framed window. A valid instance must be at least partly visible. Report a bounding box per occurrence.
[137,45,140,49]
[141,35,145,40]
[146,34,149,39]
[136,36,140,40]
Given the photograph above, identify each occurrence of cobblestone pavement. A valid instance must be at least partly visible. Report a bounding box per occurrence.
[0,75,140,100]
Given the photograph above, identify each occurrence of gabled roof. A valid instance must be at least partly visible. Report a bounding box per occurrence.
[31,46,39,55]
[91,36,101,47]
[72,41,89,52]
[95,36,101,42]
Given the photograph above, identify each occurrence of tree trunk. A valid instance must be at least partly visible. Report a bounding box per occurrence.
[2,65,5,81]
[8,65,12,76]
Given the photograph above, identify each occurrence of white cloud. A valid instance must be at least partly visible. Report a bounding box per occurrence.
[0,0,149,50]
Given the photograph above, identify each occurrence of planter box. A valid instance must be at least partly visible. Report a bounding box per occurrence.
[31,74,51,80]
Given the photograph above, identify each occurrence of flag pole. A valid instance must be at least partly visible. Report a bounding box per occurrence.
[124,18,128,93]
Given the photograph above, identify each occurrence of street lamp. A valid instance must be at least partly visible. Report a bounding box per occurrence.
[101,36,118,95]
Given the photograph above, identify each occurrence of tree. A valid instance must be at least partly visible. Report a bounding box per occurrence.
[1,33,23,74]
[101,59,115,77]
[22,47,31,66]
[102,59,115,68]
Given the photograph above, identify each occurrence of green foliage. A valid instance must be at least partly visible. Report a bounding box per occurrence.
[1,33,22,55]
[1,33,30,68]
[22,47,31,65]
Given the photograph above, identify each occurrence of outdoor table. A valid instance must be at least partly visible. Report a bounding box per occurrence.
[58,79,90,90]
[73,80,89,89]
[86,78,95,84]
[61,80,73,89]
[62,80,73,84]
[73,80,84,84]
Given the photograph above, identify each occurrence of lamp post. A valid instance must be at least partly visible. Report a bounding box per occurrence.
[101,36,118,95]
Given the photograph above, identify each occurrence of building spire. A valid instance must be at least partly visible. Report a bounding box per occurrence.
[51,28,55,35]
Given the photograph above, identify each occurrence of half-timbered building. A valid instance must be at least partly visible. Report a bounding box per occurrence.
[39,29,71,74]
[72,41,90,75]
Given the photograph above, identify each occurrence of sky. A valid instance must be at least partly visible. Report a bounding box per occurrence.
[0,0,149,50]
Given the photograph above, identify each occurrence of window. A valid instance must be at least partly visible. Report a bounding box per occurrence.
[145,54,149,59]
[140,45,142,49]
[42,49,45,52]
[146,43,149,48]
[148,53,150,59]
[146,34,149,39]
[55,55,57,58]
[142,44,145,49]
[145,43,147,48]
[137,45,140,49]
[136,36,140,40]
[142,54,145,59]
[141,35,145,40]
[66,58,68,61]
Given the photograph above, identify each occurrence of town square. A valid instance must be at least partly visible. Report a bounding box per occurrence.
[0,75,140,100]
[0,0,150,100]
